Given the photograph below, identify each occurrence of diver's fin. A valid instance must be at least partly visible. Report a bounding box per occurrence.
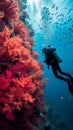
[67,78,73,95]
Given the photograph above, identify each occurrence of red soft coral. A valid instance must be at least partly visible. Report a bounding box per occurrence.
[2,36,31,62]
[0,70,12,91]
[24,41,32,50]
[0,10,4,19]
[22,92,35,104]
[21,57,41,72]
[0,0,19,21]
[0,0,47,127]
[0,26,13,44]
[9,62,28,77]
[12,76,36,94]
[31,50,39,59]
[0,20,5,32]
[14,21,31,43]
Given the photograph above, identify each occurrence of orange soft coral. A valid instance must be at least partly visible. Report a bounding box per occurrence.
[32,70,43,80]
[0,10,4,19]
[22,92,35,104]
[0,0,19,20]
[12,76,36,94]
[14,21,31,42]
[0,70,35,120]
[2,36,31,62]
[0,26,13,43]
[23,41,32,50]
[31,50,39,59]
[20,57,41,72]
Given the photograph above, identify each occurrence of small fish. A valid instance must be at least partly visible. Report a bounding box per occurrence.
[69,28,72,31]
[56,6,58,10]
[51,13,54,15]
[64,7,67,9]
[64,22,67,25]
[60,96,64,99]
[33,20,36,22]
[39,27,42,29]
[52,4,56,8]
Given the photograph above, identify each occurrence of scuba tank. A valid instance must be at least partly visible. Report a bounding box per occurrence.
[46,46,63,64]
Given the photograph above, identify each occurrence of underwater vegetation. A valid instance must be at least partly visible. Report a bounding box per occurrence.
[0,0,48,130]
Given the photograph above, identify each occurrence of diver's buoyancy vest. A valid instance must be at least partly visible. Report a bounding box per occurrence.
[45,48,62,65]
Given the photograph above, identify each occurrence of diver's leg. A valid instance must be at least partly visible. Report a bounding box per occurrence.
[56,63,70,77]
[51,66,68,81]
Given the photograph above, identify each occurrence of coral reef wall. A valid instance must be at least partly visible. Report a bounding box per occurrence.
[0,0,47,129]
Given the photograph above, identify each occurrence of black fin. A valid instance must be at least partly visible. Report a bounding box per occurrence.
[67,78,73,95]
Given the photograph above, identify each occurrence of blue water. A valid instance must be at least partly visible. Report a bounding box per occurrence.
[34,33,73,128]
[26,0,73,129]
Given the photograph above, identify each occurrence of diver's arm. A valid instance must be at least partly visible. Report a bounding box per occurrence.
[44,60,50,69]
[48,65,50,69]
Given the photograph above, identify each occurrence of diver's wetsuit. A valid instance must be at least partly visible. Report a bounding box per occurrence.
[43,47,70,82]
[51,61,69,81]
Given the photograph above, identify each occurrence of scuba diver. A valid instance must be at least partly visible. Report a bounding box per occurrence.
[42,45,73,95]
